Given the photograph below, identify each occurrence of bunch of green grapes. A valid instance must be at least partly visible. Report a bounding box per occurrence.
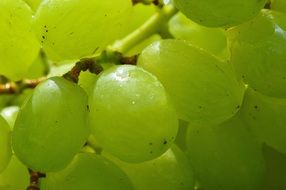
[2,0,286,190]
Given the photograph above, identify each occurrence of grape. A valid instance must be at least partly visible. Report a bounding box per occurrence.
[173,0,267,27]
[12,77,90,172]
[0,0,40,80]
[138,39,245,125]
[186,116,265,190]
[168,13,228,58]
[0,106,19,129]
[262,145,286,190]
[271,0,286,13]
[0,116,11,173]
[228,10,286,98]
[104,145,194,190]
[240,88,286,154]
[34,0,132,61]
[0,155,30,190]
[41,153,133,190]
[89,65,178,162]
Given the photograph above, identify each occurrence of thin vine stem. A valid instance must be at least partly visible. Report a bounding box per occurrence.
[111,5,178,54]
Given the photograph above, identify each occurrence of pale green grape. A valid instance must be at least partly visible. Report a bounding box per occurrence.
[41,153,133,190]
[173,0,267,27]
[104,145,195,190]
[138,39,244,125]
[89,65,178,163]
[262,145,286,190]
[24,0,42,11]
[240,88,286,154]
[228,10,286,98]
[12,77,90,172]
[0,106,19,129]
[169,12,228,58]
[186,116,265,190]
[0,116,11,173]
[0,0,40,80]
[34,0,132,61]
[271,0,286,13]
[0,155,29,190]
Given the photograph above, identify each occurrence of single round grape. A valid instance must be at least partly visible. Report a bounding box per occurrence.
[240,88,286,154]
[228,10,286,98]
[104,145,195,190]
[173,0,267,27]
[169,12,228,58]
[0,155,30,190]
[34,0,132,61]
[0,106,19,129]
[12,77,90,172]
[89,65,178,163]
[0,116,11,173]
[41,153,133,190]
[138,39,244,125]
[0,0,40,80]
[186,116,265,190]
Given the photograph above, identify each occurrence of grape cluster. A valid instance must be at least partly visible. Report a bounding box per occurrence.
[0,0,286,190]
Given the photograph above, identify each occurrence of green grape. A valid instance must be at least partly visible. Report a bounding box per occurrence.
[173,0,267,27]
[24,0,42,11]
[12,77,90,172]
[0,106,19,129]
[138,39,244,125]
[240,88,286,154]
[228,10,286,98]
[271,0,286,13]
[169,12,228,58]
[0,116,11,173]
[41,153,133,190]
[186,116,265,190]
[0,0,40,80]
[0,155,30,190]
[89,65,178,163]
[104,145,195,190]
[262,145,286,190]
[34,0,132,61]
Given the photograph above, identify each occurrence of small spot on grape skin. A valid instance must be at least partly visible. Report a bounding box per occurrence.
[86,105,90,112]
[149,142,153,146]
[150,151,153,154]
[163,139,167,145]
[254,105,258,110]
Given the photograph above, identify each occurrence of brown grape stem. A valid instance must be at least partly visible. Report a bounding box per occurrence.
[0,77,46,95]
[26,169,46,190]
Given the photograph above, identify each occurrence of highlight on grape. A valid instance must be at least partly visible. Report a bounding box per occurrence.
[0,0,285,189]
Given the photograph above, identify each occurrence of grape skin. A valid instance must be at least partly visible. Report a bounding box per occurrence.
[0,116,11,173]
[173,0,267,27]
[12,77,90,172]
[33,0,132,61]
[41,153,134,190]
[89,65,178,163]
[186,116,265,190]
[138,39,245,125]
